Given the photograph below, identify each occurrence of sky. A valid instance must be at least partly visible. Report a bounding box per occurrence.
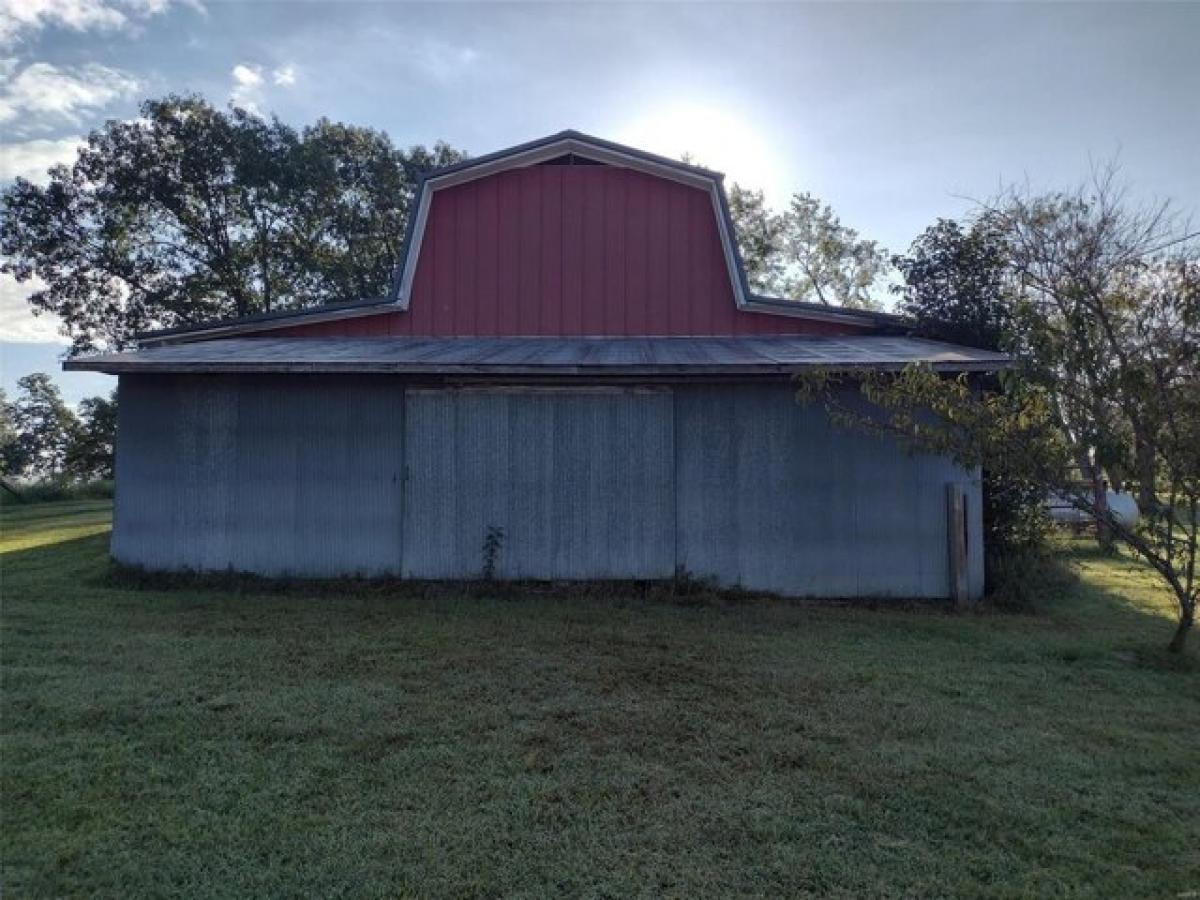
[2,0,1198,405]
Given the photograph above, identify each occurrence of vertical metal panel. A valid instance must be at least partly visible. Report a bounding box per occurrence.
[580,170,607,335]
[539,166,564,335]
[224,377,405,576]
[402,387,675,579]
[674,384,983,599]
[966,473,986,601]
[947,484,970,606]
[112,376,180,569]
[112,375,404,576]
[602,169,627,334]
[113,375,239,571]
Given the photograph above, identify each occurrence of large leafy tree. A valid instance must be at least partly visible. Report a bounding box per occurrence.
[892,219,1044,569]
[728,184,787,295]
[3,374,79,478]
[893,218,1012,350]
[65,392,118,480]
[782,193,888,309]
[729,185,888,309]
[0,96,463,353]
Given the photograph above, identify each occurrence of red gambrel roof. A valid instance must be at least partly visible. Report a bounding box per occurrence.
[138,130,904,346]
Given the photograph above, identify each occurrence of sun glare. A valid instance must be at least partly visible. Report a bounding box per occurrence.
[613,103,788,199]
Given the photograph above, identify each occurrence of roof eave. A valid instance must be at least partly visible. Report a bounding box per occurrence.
[137,297,397,347]
[738,295,906,328]
[65,359,1009,376]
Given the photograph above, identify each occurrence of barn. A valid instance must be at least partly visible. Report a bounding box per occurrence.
[67,130,1005,600]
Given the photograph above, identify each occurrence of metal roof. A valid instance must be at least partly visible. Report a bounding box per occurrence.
[139,296,395,343]
[417,129,726,183]
[66,335,1008,376]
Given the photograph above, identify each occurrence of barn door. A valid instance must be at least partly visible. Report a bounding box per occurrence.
[401,387,675,580]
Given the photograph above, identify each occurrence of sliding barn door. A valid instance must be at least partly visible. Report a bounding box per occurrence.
[401,387,675,580]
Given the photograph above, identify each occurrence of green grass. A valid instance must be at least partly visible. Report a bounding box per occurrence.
[2,502,1197,898]
[0,480,114,508]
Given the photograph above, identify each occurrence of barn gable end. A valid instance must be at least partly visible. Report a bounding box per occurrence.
[143,131,896,344]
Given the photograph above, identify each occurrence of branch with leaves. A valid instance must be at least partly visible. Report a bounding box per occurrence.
[729,185,888,309]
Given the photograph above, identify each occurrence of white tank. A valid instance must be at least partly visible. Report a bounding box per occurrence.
[1047,490,1139,528]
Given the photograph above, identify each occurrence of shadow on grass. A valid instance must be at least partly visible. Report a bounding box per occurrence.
[103,559,965,614]
[5,524,1196,667]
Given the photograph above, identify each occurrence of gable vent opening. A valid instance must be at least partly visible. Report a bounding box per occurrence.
[537,153,609,167]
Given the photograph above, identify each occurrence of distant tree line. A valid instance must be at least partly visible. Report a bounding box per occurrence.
[1,376,116,483]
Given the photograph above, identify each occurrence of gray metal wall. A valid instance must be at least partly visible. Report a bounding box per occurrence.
[114,376,983,599]
[114,375,405,577]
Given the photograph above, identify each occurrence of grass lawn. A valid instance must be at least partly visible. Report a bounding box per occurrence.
[2,501,1197,898]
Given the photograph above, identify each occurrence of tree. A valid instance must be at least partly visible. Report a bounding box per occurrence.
[892,219,1045,573]
[781,193,888,309]
[0,95,464,354]
[65,392,118,480]
[893,218,1012,350]
[4,374,79,478]
[729,186,888,308]
[729,184,786,295]
[0,390,21,478]
[800,169,1200,652]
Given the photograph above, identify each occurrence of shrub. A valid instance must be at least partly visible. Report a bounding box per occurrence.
[0,478,114,506]
[986,544,1077,612]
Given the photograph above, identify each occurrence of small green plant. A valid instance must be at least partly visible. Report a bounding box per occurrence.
[481,526,505,581]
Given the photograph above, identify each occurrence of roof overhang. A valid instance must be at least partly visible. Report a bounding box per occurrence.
[139,297,395,346]
[67,335,1010,377]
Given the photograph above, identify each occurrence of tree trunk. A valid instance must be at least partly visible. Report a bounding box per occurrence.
[1167,607,1193,653]
[1091,467,1114,552]
[1135,434,1156,514]
[259,226,272,313]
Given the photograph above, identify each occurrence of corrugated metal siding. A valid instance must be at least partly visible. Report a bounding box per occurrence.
[673,385,980,596]
[114,375,404,576]
[268,168,874,339]
[113,375,982,598]
[402,387,675,579]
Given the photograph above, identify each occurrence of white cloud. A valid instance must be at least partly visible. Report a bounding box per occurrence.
[231,63,262,88]
[229,62,262,113]
[411,39,478,83]
[0,61,139,127]
[0,0,201,49]
[0,0,124,47]
[0,135,82,182]
[229,61,296,115]
[0,273,63,343]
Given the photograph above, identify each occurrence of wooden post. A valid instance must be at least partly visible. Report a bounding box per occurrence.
[947,483,969,608]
